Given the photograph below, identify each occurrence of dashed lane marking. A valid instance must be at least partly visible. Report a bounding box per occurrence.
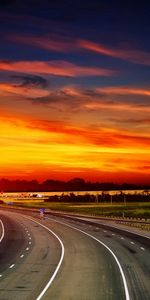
[23,216,65,300]
[140,247,145,251]
[9,264,15,269]
[47,217,130,300]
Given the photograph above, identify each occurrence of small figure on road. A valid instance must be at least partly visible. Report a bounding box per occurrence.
[40,208,45,219]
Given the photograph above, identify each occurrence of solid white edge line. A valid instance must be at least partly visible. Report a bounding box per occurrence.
[0,219,5,242]
[24,216,64,300]
[47,216,130,300]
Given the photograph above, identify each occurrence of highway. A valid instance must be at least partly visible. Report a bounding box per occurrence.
[0,209,149,300]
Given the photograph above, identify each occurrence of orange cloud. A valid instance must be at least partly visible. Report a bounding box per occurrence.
[0,60,114,77]
[84,101,150,113]
[79,40,150,65]
[11,34,74,52]
[1,115,149,150]
[96,86,150,97]
[10,34,150,67]
[0,83,49,98]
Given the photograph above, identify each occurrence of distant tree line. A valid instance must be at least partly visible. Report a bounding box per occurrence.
[44,191,150,203]
[0,177,149,193]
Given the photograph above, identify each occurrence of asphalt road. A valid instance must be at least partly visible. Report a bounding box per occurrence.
[0,209,149,300]
[0,211,61,300]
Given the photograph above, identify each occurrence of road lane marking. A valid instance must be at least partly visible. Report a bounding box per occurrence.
[120,237,124,240]
[92,221,150,240]
[9,264,15,269]
[23,216,65,300]
[140,247,145,251]
[47,217,130,300]
[20,254,24,258]
[130,242,135,245]
[29,241,32,244]
[0,219,5,242]
[26,247,29,251]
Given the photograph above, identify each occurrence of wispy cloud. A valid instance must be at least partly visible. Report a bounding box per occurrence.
[110,117,150,126]
[1,80,150,115]
[9,33,150,66]
[11,34,74,52]
[1,115,149,150]
[0,82,50,98]
[78,40,150,66]
[84,101,150,113]
[0,116,150,152]
[96,86,150,97]
[40,85,150,113]
[0,60,115,77]
[13,75,48,88]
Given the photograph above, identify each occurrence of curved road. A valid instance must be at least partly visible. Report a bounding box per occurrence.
[0,209,149,300]
[0,211,61,300]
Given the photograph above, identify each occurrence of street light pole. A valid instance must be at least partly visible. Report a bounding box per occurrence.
[110,194,112,205]
[124,194,126,205]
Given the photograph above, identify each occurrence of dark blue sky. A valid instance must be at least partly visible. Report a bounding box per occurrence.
[0,0,150,86]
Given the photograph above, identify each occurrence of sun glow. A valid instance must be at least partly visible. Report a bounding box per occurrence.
[0,115,149,183]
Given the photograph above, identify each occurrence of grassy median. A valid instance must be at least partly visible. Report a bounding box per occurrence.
[1,199,150,219]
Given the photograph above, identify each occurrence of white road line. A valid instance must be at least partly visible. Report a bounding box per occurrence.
[93,221,150,240]
[26,247,29,251]
[140,247,145,251]
[9,264,15,269]
[23,216,65,300]
[0,274,2,277]
[120,237,124,240]
[112,233,115,236]
[47,217,130,300]
[0,219,5,242]
[130,241,135,245]
[29,241,32,244]
[20,254,24,258]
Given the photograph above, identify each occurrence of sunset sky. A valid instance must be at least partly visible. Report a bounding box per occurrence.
[0,0,150,184]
